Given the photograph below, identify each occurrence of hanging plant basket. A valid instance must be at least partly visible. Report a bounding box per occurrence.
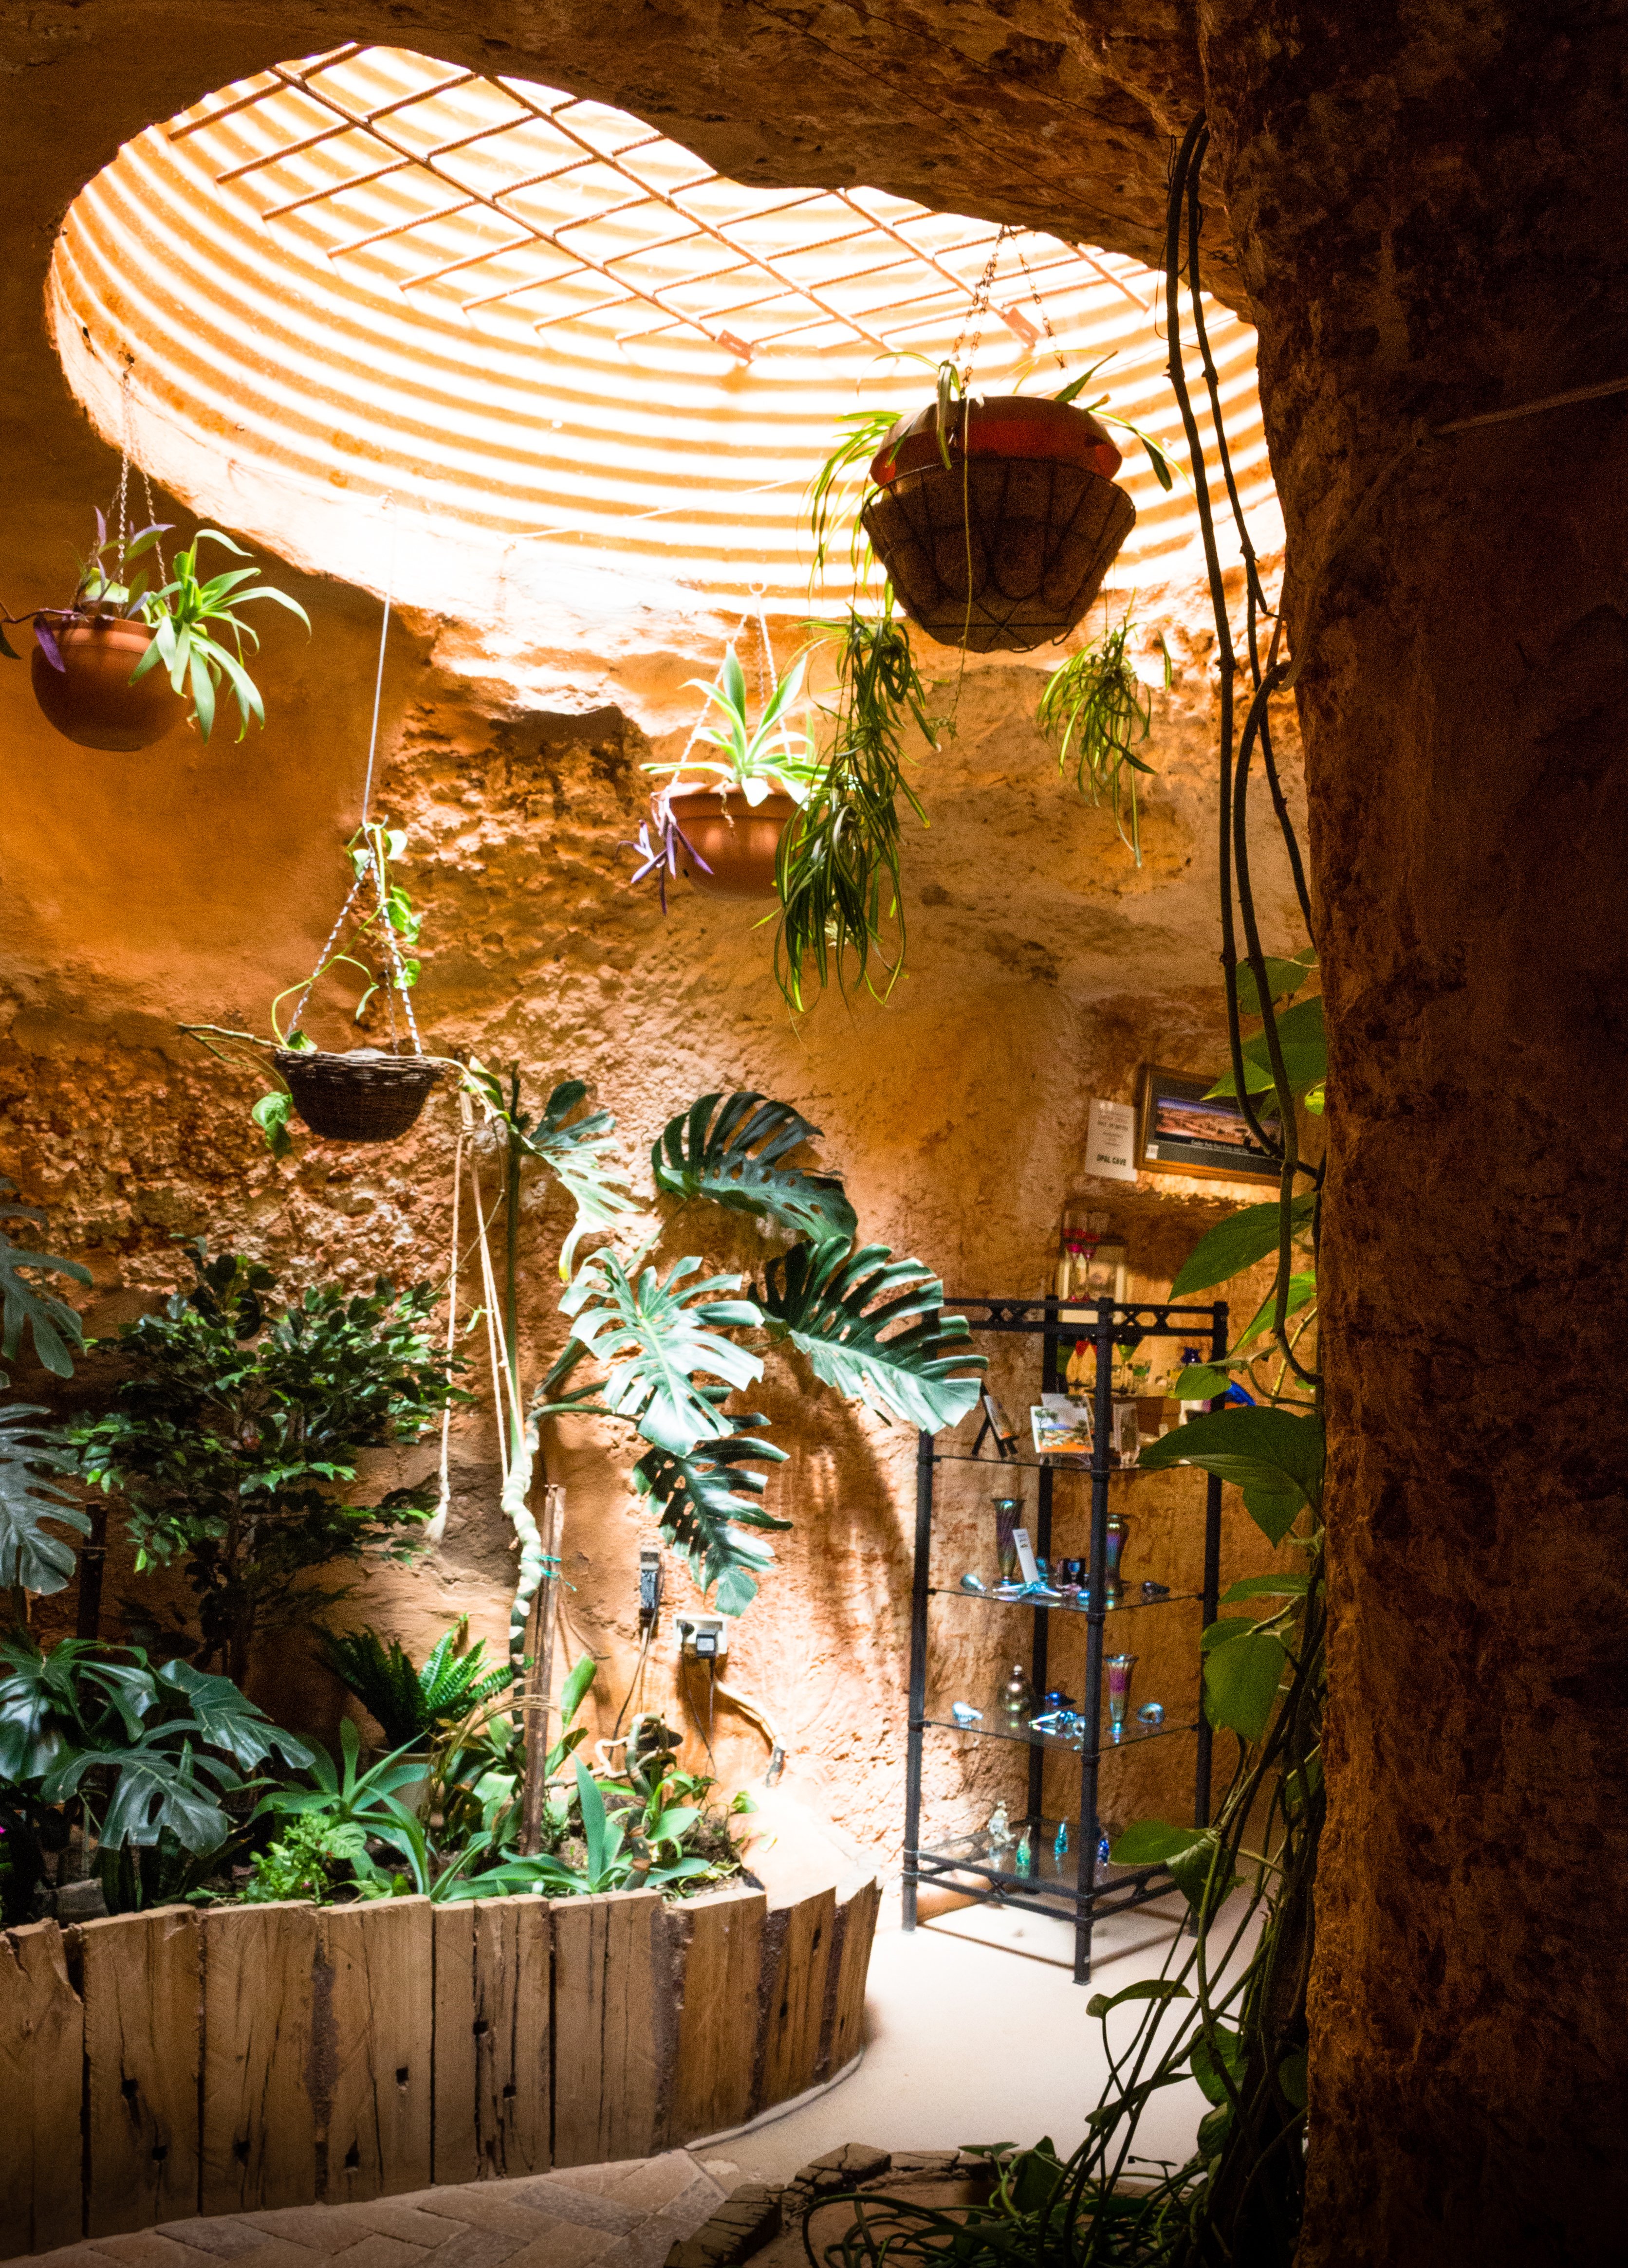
[30,619,185,751]
[665,775,800,900]
[860,396,1137,655]
[275,1047,442,1143]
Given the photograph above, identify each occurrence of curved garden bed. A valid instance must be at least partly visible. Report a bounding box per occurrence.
[0,1864,879,2257]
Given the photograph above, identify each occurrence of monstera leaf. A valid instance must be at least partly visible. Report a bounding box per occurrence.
[652,1092,857,1243]
[758,1238,984,1431]
[634,1408,790,1616]
[0,1183,90,1378]
[0,1401,89,1595]
[557,1246,764,1455]
[467,1066,643,1278]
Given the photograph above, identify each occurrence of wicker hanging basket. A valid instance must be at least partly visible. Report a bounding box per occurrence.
[275,1047,442,1143]
[860,395,1138,654]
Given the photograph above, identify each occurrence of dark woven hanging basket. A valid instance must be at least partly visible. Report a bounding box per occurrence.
[275,1046,442,1143]
[860,395,1138,654]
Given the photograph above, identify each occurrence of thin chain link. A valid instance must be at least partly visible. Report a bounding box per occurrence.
[1014,236,1069,374]
[114,370,167,589]
[950,226,1007,389]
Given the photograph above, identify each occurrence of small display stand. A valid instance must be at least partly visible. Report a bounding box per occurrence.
[902,1294,1227,1983]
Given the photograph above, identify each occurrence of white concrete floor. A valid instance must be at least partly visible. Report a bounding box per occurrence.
[715,1888,1230,2186]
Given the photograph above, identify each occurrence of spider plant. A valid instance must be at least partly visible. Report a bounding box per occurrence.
[130,528,310,742]
[631,648,819,907]
[1036,611,1166,861]
[0,513,308,743]
[773,599,942,1011]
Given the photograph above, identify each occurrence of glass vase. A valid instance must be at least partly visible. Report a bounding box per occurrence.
[1104,1512,1130,1606]
[992,1493,1023,1583]
[1105,1652,1138,1742]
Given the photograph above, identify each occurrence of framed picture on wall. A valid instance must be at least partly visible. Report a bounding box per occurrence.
[1135,1063,1283,1185]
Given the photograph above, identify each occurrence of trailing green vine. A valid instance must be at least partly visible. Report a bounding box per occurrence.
[812,114,1327,2268]
[1036,613,1165,862]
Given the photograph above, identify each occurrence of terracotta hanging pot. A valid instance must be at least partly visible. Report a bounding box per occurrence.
[29,618,185,752]
[665,776,800,900]
[861,396,1138,655]
[275,1047,442,1143]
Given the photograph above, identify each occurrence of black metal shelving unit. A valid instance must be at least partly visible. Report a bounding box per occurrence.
[902,1293,1228,1984]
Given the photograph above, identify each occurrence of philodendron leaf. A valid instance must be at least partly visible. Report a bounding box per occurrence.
[633,1411,789,1616]
[1139,1406,1324,1543]
[758,1237,985,1431]
[1169,1193,1316,1299]
[1233,957,1315,1017]
[0,1183,91,1377]
[0,1402,90,1595]
[652,1091,858,1243]
[1204,1626,1288,1741]
[521,1078,643,1277]
[1084,1977,1192,2019]
[559,1246,764,1455]
[1109,1819,1207,1868]
[1208,996,1328,1100]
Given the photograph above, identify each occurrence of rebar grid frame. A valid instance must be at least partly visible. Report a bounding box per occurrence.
[170,41,1151,366]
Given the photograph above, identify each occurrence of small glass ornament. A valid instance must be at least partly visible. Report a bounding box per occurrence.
[1136,1701,1165,1728]
[987,1802,1012,1848]
[1000,1661,1034,1719]
[951,1701,983,1727]
[1014,1832,1031,1871]
[960,1572,988,1594]
[1054,1820,1069,1863]
[1105,1652,1138,1741]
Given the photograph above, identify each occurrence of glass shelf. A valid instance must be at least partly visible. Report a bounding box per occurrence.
[931,1452,1172,1475]
[928,1586,1199,1614]
[921,1711,1198,1757]
[915,1814,1181,1897]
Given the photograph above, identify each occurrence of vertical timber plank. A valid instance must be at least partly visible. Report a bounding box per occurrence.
[76,1907,201,2238]
[550,1890,659,2168]
[757,1887,835,2114]
[431,1902,478,2186]
[315,1898,432,2203]
[0,1921,84,2254]
[669,1886,766,2143]
[199,1901,318,2213]
[827,1874,880,2076]
[475,1896,551,2176]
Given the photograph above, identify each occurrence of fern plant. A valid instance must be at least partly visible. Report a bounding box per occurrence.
[317,1620,515,1750]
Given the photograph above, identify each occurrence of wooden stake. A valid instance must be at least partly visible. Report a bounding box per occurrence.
[520,1483,564,1856]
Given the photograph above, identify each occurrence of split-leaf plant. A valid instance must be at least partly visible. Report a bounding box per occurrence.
[537,1086,983,1616]
[0,1634,313,1914]
[0,1181,92,1611]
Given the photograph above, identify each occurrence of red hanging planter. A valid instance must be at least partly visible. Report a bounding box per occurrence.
[29,618,185,752]
[861,395,1138,655]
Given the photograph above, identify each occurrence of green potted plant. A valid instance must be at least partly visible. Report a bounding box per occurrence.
[825,360,1175,655]
[184,822,448,1148]
[1,510,308,751]
[633,647,819,901]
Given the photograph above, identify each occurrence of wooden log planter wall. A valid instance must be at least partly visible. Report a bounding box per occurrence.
[0,1866,880,2258]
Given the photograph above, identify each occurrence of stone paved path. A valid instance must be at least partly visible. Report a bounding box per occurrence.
[30,2149,734,2268]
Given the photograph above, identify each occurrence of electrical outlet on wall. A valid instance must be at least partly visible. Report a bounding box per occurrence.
[674,1612,728,1662]
[639,1546,663,1628]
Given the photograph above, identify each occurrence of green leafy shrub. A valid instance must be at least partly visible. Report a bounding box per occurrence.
[76,1244,465,1681]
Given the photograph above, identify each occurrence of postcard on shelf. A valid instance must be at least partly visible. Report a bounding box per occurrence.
[1031,1398,1093,1459]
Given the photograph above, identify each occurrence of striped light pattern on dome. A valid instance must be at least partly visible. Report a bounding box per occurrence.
[46,44,1277,640]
